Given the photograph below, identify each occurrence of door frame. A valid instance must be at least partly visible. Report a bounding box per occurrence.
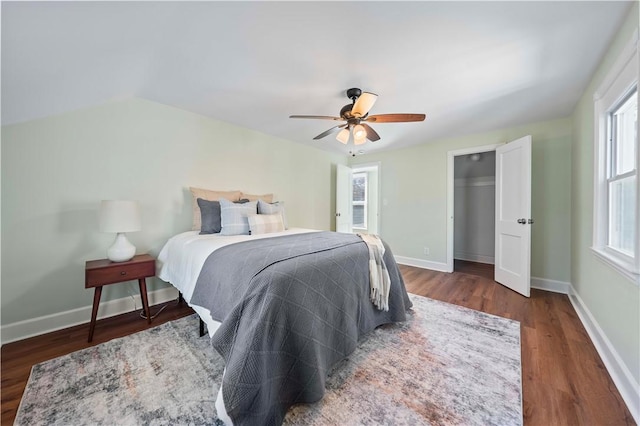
[351,161,382,235]
[446,144,502,272]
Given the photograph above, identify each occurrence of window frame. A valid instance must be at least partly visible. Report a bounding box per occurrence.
[352,172,368,230]
[592,30,640,284]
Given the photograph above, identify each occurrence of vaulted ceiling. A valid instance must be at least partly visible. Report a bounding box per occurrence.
[1,1,633,155]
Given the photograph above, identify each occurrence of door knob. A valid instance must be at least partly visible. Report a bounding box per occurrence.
[517,218,526,224]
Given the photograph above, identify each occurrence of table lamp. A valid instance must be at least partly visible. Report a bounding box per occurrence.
[99,200,141,262]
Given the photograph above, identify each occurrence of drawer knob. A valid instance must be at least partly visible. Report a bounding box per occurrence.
[120,271,127,276]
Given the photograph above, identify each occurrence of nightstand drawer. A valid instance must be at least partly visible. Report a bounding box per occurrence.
[85,255,155,288]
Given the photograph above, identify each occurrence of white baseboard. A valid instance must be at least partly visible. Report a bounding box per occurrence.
[394,256,449,273]
[1,286,179,345]
[454,252,495,264]
[568,285,640,424]
[530,276,570,294]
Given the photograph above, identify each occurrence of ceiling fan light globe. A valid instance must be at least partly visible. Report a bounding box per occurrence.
[353,124,366,139]
[354,128,367,145]
[336,128,350,144]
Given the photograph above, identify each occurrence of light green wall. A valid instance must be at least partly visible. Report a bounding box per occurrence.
[350,118,572,283]
[571,5,639,384]
[1,98,346,325]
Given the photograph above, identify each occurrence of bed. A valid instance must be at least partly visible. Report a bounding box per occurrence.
[157,228,412,425]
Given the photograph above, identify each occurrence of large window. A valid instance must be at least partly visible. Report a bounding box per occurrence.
[352,172,367,229]
[593,34,639,283]
[607,91,637,256]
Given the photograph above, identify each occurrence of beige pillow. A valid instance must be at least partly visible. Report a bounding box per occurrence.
[248,214,285,235]
[190,187,241,231]
[240,192,274,203]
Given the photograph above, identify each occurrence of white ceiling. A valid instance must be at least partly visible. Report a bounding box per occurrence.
[1,1,633,156]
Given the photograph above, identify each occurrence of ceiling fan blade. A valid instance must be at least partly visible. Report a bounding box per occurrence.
[290,115,344,121]
[366,113,426,123]
[361,123,380,141]
[351,92,378,118]
[313,124,348,140]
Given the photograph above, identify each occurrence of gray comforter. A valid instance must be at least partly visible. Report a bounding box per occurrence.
[190,231,412,426]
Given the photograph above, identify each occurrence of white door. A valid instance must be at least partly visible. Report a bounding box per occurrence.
[336,164,353,233]
[494,135,532,297]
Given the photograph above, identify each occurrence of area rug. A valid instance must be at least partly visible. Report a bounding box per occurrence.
[15,295,522,425]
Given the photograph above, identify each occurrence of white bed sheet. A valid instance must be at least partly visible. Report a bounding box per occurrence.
[156,227,317,337]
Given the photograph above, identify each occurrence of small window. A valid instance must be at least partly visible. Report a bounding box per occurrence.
[592,33,639,283]
[352,173,367,229]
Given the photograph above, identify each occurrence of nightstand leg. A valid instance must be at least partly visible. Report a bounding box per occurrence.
[88,286,102,343]
[139,278,151,324]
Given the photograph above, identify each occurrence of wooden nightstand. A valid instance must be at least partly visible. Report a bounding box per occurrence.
[85,254,155,342]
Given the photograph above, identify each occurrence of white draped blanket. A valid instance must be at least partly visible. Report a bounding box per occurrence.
[358,233,391,311]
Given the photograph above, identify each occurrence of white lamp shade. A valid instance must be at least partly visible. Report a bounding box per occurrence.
[336,128,350,144]
[99,200,141,233]
[351,92,377,117]
[353,124,366,139]
[353,124,367,145]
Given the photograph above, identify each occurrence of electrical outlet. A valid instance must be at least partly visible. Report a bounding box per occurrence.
[423,247,430,255]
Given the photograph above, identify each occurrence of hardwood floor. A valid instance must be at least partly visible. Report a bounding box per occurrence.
[2,266,635,425]
[401,263,635,425]
[454,258,494,280]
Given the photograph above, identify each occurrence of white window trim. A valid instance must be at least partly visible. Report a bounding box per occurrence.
[592,29,640,285]
[352,172,368,230]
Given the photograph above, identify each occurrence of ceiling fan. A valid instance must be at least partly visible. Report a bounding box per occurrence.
[290,88,425,145]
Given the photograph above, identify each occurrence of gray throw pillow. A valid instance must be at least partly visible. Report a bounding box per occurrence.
[199,198,252,234]
[197,198,222,234]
